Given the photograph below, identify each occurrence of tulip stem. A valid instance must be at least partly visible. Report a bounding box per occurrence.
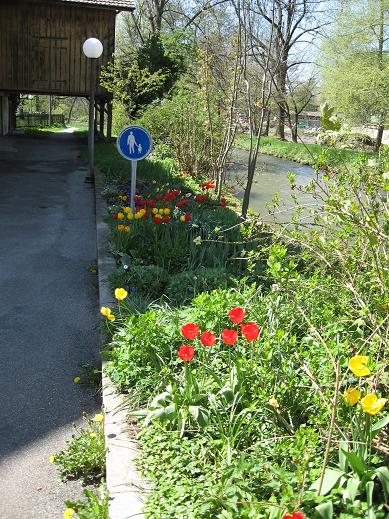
[317,359,340,496]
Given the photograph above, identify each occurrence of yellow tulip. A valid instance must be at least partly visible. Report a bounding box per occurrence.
[122,206,131,213]
[163,207,170,215]
[344,387,361,406]
[360,394,387,415]
[180,215,185,222]
[100,307,115,321]
[268,398,279,408]
[124,226,130,232]
[63,509,75,519]
[117,224,125,231]
[127,212,133,220]
[115,288,128,301]
[117,212,124,220]
[159,208,164,214]
[93,413,104,422]
[134,212,141,220]
[349,356,371,377]
[152,208,158,215]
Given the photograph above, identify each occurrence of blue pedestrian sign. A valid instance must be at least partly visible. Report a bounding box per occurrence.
[117,126,152,161]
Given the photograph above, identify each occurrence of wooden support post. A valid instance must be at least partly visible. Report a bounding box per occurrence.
[99,99,105,138]
[107,99,112,140]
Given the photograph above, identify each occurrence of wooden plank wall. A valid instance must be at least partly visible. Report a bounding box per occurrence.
[0,0,116,97]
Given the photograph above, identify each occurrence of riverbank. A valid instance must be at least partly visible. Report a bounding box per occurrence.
[236,133,373,167]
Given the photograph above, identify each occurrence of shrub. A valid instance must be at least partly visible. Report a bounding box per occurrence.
[165,267,234,305]
[64,483,109,519]
[109,263,168,299]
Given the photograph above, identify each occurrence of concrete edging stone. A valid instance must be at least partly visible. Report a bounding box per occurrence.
[94,167,147,519]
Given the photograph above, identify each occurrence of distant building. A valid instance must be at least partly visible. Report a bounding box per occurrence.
[0,0,135,136]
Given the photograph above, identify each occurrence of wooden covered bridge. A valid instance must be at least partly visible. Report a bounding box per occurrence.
[0,0,135,136]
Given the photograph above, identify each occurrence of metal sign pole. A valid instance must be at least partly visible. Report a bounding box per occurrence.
[130,160,137,212]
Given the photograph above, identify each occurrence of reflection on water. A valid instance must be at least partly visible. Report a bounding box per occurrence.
[228,148,317,222]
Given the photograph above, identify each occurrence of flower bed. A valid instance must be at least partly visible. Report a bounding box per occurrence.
[96,143,388,519]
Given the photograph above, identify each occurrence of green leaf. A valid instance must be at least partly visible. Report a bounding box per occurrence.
[315,501,333,519]
[371,414,389,438]
[365,480,375,519]
[344,475,360,502]
[339,441,349,472]
[375,466,389,502]
[343,450,367,478]
[310,468,345,496]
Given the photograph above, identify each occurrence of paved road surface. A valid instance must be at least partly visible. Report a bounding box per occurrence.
[0,133,100,518]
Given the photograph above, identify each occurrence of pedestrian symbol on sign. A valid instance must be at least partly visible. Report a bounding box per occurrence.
[116,126,153,211]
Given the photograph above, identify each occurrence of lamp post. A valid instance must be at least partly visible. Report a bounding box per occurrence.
[82,37,103,180]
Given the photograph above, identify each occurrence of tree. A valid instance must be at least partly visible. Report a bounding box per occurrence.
[247,0,328,139]
[320,0,389,149]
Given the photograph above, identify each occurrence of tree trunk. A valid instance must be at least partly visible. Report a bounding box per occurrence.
[263,110,270,136]
[375,125,384,151]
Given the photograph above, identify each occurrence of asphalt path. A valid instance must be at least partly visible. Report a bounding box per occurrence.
[0,133,100,518]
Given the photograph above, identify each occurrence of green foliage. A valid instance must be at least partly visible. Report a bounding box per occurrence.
[137,81,223,177]
[320,0,389,130]
[101,32,191,121]
[109,261,168,299]
[64,483,109,519]
[165,267,235,305]
[320,103,341,132]
[54,415,106,484]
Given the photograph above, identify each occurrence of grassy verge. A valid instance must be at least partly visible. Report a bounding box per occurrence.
[236,133,375,167]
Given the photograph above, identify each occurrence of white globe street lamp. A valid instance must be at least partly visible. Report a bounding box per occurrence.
[83,38,103,59]
[83,37,103,179]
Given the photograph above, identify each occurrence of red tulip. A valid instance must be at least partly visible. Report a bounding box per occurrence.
[282,513,305,519]
[220,198,227,207]
[162,216,170,223]
[241,322,260,341]
[229,307,246,324]
[221,329,238,345]
[181,323,199,340]
[200,332,216,347]
[153,216,162,224]
[113,213,118,220]
[178,345,195,362]
[185,213,191,222]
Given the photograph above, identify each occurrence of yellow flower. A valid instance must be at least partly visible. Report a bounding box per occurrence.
[100,307,115,321]
[122,206,131,213]
[158,208,164,215]
[152,208,158,215]
[73,376,81,384]
[117,212,124,220]
[349,356,371,377]
[63,508,75,519]
[344,387,361,406]
[49,454,55,464]
[93,413,104,422]
[117,224,125,231]
[180,215,185,222]
[360,394,387,415]
[115,288,128,301]
[163,207,171,215]
[134,212,142,219]
[127,211,133,220]
[124,226,130,232]
[268,398,279,408]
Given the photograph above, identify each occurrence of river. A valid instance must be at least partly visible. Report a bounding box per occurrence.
[227,148,316,222]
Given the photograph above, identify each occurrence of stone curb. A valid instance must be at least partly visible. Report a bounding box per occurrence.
[94,167,147,519]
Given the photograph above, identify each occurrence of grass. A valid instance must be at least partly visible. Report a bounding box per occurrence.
[236,133,375,168]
